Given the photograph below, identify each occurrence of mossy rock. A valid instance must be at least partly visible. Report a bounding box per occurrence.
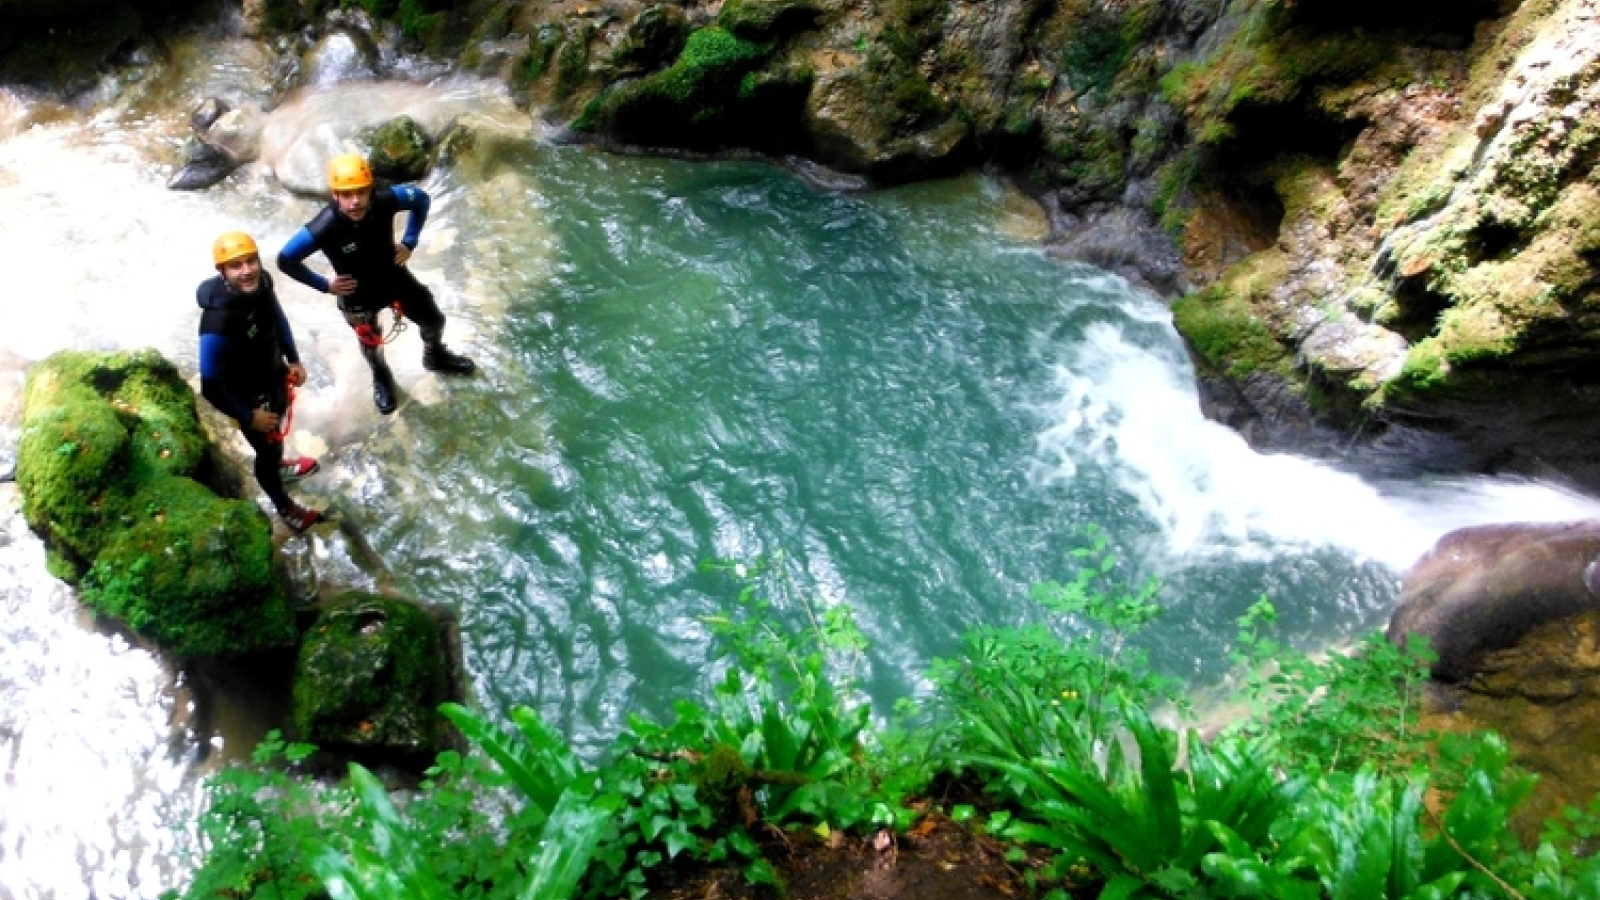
[588,26,777,147]
[1170,254,1298,381]
[362,115,434,184]
[80,476,293,657]
[16,383,131,576]
[291,591,454,762]
[610,3,689,75]
[17,349,209,577]
[716,0,819,41]
[16,349,288,656]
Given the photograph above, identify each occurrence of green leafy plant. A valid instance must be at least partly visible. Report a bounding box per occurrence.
[178,731,329,900]
[986,702,1298,899]
[174,535,1600,900]
[313,763,608,900]
[934,527,1179,773]
[1230,599,1437,780]
[698,552,888,827]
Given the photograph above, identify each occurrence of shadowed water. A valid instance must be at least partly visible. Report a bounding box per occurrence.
[3,61,1600,898]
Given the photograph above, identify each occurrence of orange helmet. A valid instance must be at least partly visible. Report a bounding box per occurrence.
[328,153,374,191]
[212,231,259,266]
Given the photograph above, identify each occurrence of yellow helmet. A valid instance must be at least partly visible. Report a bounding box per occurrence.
[212,231,259,266]
[328,153,374,191]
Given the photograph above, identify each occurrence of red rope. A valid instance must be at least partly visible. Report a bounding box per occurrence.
[266,379,296,445]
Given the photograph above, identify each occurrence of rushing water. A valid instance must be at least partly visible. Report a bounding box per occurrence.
[4,47,1600,899]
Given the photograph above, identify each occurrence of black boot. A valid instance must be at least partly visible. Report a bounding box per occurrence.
[421,328,477,375]
[362,345,399,415]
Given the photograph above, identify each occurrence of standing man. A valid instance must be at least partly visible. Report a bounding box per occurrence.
[276,153,475,415]
[199,231,326,533]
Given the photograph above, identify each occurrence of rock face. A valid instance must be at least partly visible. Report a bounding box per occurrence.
[1391,519,1600,836]
[1159,0,1600,485]
[291,591,459,765]
[15,350,296,657]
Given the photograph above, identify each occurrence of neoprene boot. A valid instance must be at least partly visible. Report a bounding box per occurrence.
[362,344,399,414]
[421,327,477,375]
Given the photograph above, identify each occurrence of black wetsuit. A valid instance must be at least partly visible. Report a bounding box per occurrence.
[197,272,299,513]
[277,184,445,329]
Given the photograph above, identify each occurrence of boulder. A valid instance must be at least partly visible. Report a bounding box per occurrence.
[1393,520,1600,838]
[362,114,434,183]
[291,591,459,766]
[169,99,268,191]
[15,350,295,657]
[1388,520,1600,682]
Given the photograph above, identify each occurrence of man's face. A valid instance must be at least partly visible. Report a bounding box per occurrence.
[219,253,263,294]
[334,186,372,221]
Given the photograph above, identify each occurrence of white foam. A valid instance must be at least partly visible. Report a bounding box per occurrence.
[1033,319,1600,571]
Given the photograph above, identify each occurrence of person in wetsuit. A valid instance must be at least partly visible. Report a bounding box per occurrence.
[198,231,326,533]
[276,153,475,415]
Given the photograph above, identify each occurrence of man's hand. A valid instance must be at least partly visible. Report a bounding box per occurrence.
[394,243,412,266]
[286,363,307,387]
[250,408,281,433]
[330,274,358,296]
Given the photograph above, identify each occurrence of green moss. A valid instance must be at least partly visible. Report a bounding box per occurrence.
[81,477,292,657]
[365,115,434,183]
[1160,2,1393,149]
[292,592,451,755]
[678,26,771,81]
[554,23,595,101]
[716,0,819,40]
[1171,253,1297,380]
[16,350,288,657]
[1040,119,1127,199]
[516,24,564,87]
[611,4,690,74]
[1060,0,1160,97]
[694,741,751,819]
[590,26,776,141]
[1152,152,1202,236]
[16,386,130,573]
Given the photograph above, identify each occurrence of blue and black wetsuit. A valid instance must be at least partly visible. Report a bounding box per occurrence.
[276,181,475,415]
[276,183,446,329]
[197,271,299,514]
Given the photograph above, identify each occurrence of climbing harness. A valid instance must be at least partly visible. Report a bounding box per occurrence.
[352,302,409,347]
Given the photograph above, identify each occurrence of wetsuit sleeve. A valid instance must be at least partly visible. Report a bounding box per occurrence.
[393,184,430,249]
[198,334,256,428]
[276,228,331,293]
